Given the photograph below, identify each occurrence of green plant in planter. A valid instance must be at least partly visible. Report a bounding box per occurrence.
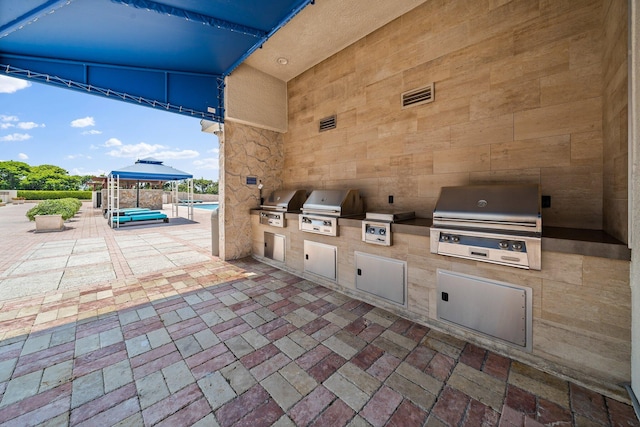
[26,198,82,221]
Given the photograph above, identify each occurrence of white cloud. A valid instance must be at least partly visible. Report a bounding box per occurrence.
[153,149,199,160]
[70,167,106,177]
[66,154,92,160]
[70,116,95,128]
[106,142,166,158]
[104,137,122,147]
[105,141,199,160]
[1,115,18,129]
[193,157,219,170]
[17,121,45,130]
[0,76,31,94]
[0,133,31,142]
[82,129,102,135]
[0,117,44,130]
[207,148,220,154]
[18,153,28,160]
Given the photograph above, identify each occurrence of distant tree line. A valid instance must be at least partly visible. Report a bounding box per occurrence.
[0,161,91,191]
[0,161,219,194]
[171,179,219,195]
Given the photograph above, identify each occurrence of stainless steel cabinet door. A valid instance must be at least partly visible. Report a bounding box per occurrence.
[355,252,406,305]
[303,240,337,280]
[264,232,285,262]
[437,269,531,350]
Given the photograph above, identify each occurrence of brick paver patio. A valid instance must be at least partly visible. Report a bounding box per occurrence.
[0,203,637,426]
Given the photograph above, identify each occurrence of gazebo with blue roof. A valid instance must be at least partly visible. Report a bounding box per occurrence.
[107,157,194,228]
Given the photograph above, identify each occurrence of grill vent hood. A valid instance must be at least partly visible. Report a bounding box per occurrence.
[432,184,541,234]
[302,189,364,216]
[261,189,307,211]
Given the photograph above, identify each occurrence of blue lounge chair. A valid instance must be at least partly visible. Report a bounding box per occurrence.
[111,211,168,224]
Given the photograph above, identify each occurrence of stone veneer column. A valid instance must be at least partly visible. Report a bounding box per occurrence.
[219,121,283,260]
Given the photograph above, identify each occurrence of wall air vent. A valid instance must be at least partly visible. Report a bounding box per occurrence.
[401,83,434,108]
[319,115,337,132]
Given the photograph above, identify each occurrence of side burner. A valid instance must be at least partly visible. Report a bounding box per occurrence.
[362,211,415,246]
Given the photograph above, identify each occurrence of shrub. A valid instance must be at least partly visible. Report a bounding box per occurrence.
[18,190,92,200]
[26,198,82,221]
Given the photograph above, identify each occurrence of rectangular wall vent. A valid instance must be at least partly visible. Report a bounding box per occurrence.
[319,115,337,132]
[401,83,434,108]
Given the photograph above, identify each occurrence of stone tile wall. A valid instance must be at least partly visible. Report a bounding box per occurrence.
[283,0,624,233]
[602,0,629,242]
[100,189,163,210]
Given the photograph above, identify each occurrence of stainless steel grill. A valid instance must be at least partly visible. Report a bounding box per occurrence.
[259,189,307,228]
[430,184,541,270]
[299,189,364,236]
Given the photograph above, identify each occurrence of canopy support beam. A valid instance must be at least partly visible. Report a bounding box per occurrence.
[0,0,72,38]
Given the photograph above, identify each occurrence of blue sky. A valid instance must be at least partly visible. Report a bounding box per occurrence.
[0,75,220,180]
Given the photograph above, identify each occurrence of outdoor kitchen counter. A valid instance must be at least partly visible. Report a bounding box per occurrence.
[253,211,629,261]
[274,212,630,261]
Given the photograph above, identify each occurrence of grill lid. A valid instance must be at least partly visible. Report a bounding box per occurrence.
[261,189,307,211]
[302,189,364,216]
[432,184,541,233]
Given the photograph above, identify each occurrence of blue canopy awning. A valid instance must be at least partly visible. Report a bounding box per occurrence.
[0,0,314,122]
[110,158,193,181]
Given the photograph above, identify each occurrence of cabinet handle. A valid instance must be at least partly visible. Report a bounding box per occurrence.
[357,268,362,275]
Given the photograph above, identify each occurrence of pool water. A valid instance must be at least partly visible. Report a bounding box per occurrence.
[192,203,219,210]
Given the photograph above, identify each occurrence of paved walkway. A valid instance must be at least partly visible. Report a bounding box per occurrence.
[0,202,637,426]
[0,203,212,300]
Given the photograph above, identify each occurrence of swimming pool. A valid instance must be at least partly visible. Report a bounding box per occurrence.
[192,203,219,210]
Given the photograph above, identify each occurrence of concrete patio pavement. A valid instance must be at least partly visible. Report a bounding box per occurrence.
[0,202,637,426]
[0,203,212,300]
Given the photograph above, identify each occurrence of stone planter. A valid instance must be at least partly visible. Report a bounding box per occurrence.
[35,214,65,232]
[11,198,25,204]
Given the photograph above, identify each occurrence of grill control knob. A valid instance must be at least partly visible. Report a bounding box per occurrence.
[379,228,386,235]
[498,240,509,249]
[512,242,523,251]
[451,235,459,243]
[442,234,450,242]
[369,228,376,234]
[302,217,311,223]
[323,220,332,226]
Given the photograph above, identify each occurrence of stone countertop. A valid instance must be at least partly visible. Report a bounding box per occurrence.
[260,211,631,261]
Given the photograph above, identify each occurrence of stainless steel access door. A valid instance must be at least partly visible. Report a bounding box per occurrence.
[437,269,532,351]
[264,232,285,262]
[355,252,406,305]
[303,240,337,281]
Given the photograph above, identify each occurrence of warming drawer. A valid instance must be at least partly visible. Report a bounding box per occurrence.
[437,270,532,351]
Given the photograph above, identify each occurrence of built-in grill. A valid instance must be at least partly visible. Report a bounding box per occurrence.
[430,184,541,270]
[259,189,307,228]
[362,211,415,246]
[299,189,364,236]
